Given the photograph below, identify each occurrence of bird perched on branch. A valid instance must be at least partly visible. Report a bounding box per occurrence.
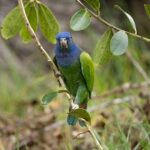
[54,32,94,126]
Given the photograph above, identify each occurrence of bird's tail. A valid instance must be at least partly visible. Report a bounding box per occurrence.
[67,103,87,126]
[67,115,78,126]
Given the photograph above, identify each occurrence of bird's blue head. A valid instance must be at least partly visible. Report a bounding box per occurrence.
[55,32,81,66]
[56,32,73,51]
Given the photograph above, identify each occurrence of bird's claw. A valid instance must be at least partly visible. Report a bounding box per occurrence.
[71,102,79,110]
[55,72,62,78]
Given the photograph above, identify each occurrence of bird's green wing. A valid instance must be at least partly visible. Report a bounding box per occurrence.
[80,52,94,97]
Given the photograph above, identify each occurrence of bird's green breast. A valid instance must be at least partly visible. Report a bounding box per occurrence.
[58,60,85,96]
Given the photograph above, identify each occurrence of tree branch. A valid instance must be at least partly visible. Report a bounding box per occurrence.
[18,0,59,84]
[76,0,150,43]
[18,0,72,102]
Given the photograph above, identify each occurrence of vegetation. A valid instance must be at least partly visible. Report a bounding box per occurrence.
[0,0,150,149]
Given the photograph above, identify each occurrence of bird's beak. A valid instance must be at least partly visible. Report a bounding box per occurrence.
[60,38,68,49]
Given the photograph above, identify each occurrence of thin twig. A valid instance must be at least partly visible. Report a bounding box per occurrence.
[76,0,150,96]
[89,95,136,112]
[126,51,150,81]
[58,89,70,94]
[18,0,72,104]
[85,122,104,150]
[76,0,150,43]
[94,81,150,99]
[18,0,59,84]
[73,130,90,139]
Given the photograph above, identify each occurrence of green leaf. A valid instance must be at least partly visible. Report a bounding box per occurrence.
[83,0,100,13]
[1,6,24,39]
[115,5,137,34]
[69,108,91,124]
[110,31,128,56]
[20,3,38,42]
[42,91,58,105]
[144,4,150,19]
[93,29,113,65]
[70,9,91,31]
[38,3,60,44]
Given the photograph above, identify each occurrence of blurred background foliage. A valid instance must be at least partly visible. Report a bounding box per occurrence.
[0,0,150,149]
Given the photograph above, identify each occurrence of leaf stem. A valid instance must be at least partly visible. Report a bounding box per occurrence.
[76,0,150,42]
[58,89,70,94]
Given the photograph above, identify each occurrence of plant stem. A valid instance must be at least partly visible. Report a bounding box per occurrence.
[76,0,150,43]
[58,89,70,94]
[85,123,104,150]
[126,51,150,81]
[18,0,72,103]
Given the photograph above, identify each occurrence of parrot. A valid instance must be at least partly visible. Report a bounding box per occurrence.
[54,32,94,126]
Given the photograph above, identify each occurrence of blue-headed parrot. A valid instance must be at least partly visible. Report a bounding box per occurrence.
[54,32,94,126]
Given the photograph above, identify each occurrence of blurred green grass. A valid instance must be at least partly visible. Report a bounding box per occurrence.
[0,62,55,114]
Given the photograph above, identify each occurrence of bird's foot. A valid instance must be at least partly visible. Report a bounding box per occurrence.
[55,72,62,78]
[71,102,79,110]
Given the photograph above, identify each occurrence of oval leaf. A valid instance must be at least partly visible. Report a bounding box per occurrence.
[42,91,58,105]
[70,9,91,31]
[93,29,113,65]
[144,4,150,19]
[69,108,91,124]
[20,3,38,42]
[115,5,137,34]
[38,3,60,44]
[110,31,128,56]
[83,0,100,13]
[1,6,24,39]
